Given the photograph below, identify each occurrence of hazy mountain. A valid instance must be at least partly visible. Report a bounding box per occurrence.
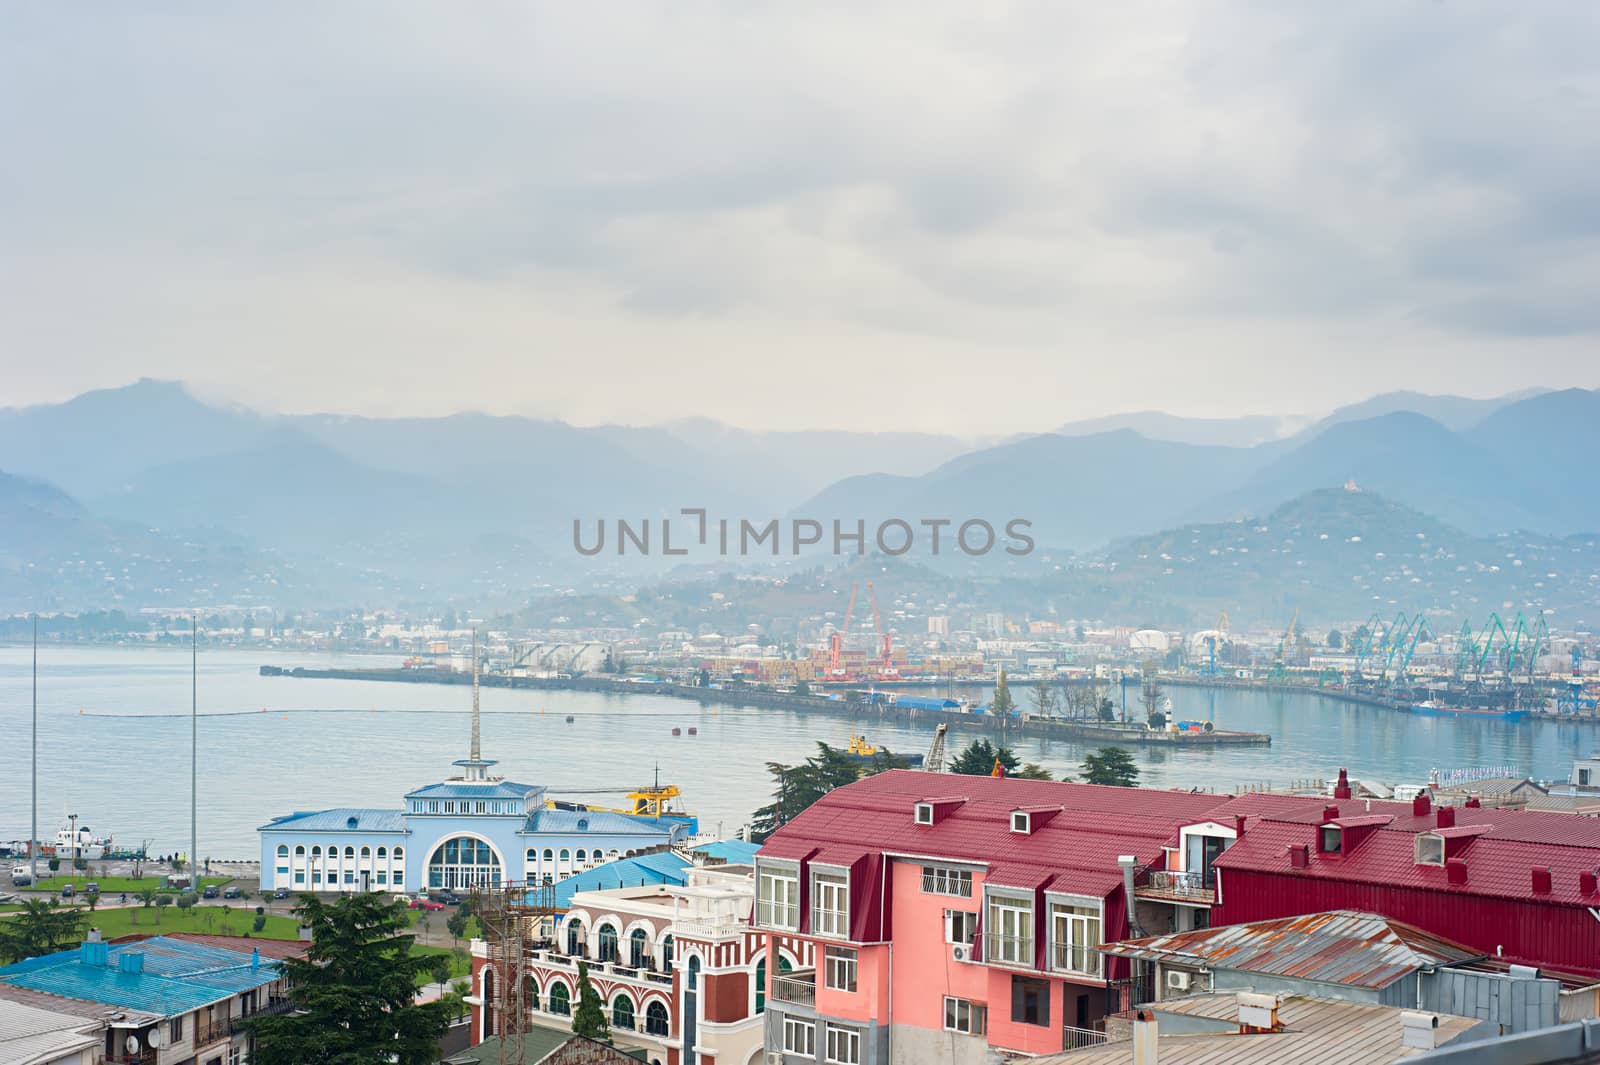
[0,379,270,498]
[1282,388,1545,444]
[1056,411,1290,448]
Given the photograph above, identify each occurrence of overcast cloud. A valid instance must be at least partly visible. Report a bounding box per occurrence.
[1,2,1597,432]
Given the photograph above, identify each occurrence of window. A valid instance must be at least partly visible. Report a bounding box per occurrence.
[566,920,585,956]
[813,871,849,937]
[922,865,973,897]
[1582,768,1593,786]
[944,996,987,1035]
[1416,834,1445,866]
[311,846,321,859]
[825,1023,861,1064]
[576,849,588,865]
[294,871,305,885]
[645,1001,670,1036]
[914,802,933,825]
[229,1047,241,1065]
[612,994,635,1030]
[824,947,857,992]
[377,846,387,859]
[559,848,571,866]
[630,928,649,968]
[783,1017,816,1056]
[276,865,288,877]
[276,845,288,859]
[757,866,800,929]
[1010,811,1031,834]
[1052,904,1101,975]
[945,909,978,945]
[985,896,1033,965]
[1320,825,1342,853]
[445,801,456,814]
[294,845,304,857]
[598,923,619,963]
[661,934,673,967]
[344,846,355,860]
[312,870,322,884]
[170,1016,184,1042]
[360,846,370,860]
[427,836,501,890]
[376,870,387,885]
[475,801,486,814]
[547,983,570,1015]
[1011,976,1050,1027]
[543,848,554,865]
[392,847,403,861]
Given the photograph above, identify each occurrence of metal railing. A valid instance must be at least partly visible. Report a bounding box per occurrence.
[811,906,848,937]
[195,1017,232,1045]
[1051,942,1102,977]
[983,932,1034,967]
[771,971,817,1007]
[1141,870,1213,900]
[755,900,798,929]
[105,1049,156,1065]
[1063,1023,1113,1050]
[676,916,746,939]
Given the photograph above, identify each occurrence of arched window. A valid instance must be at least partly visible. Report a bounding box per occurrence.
[754,955,793,1013]
[576,849,588,865]
[311,846,322,859]
[360,846,371,860]
[543,848,554,864]
[598,923,619,963]
[688,955,700,991]
[344,846,355,860]
[377,846,387,859]
[566,920,585,956]
[608,849,621,862]
[295,845,305,857]
[523,975,538,1014]
[612,994,635,1031]
[426,836,502,890]
[661,934,674,968]
[393,847,403,861]
[277,845,288,858]
[482,968,498,1037]
[645,1000,669,1036]
[630,928,649,968]
[559,848,571,865]
[548,983,570,1016]
[526,849,537,863]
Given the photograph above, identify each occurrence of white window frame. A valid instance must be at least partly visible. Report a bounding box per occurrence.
[914,802,933,825]
[756,864,800,930]
[922,865,973,897]
[813,869,849,938]
[825,946,857,992]
[944,996,987,1035]
[1010,811,1031,834]
[1416,833,1445,866]
[783,1016,816,1056]
[825,1022,862,1065]
[985,893,1033,966]
[945,909,978,945]
[1050,902,1102,977]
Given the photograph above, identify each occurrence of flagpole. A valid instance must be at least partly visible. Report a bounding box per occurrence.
[31,614,38,882]
[192,614,198,885]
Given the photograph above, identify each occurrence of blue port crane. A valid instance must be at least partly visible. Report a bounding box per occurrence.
[1386,616,1431,688]
[1352,611,1388,679]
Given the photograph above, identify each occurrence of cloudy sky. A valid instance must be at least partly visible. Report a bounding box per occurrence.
[2,3,1597,432]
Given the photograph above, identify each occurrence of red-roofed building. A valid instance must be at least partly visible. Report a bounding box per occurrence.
[752,770,1234,1063]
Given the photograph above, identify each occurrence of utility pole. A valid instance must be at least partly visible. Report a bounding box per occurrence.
[191,614,198,885]
[31,613,38,882]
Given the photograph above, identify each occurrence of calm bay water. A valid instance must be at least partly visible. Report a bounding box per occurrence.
[1,646,1595,858]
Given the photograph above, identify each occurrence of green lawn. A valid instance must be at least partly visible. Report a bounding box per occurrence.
[412,944,472,986]
[31,875,230,894]
[73,905,303,941]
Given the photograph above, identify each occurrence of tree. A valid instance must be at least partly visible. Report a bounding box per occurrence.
[155,895,173,923]
[1030,676,1058,718]
[949,739,1020,777]
[1081,747,1140,788]
[428,955,451,986]
[253,914,268,933]
[991,669,1015,718]
[247,894,452,1065]
[446,907,470,947]
[0,899,86,963]
[572,960,610,1042]
[1016,763,1055,780]
[1141,678,1166,730]
[1098,696,1116,722]
[176,891,199,911]
[47,857,59,873]
[749,742,898,840]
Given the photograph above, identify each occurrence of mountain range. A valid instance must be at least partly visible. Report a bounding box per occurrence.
[0,381,1595,614]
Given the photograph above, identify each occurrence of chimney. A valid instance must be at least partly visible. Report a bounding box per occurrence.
[1581,871,1597,896]
[1465,796,1481,808]
[1437,806,1456,829]
[1235,814,1247,837]
[1238,991,1283,1033]
[251,948,261,969]
[298,925,314,942]
[1119,856,1147,937]
[1413,792,1432,816]
[1322,804,1341,823]
[1288,844,1310,868]
[1401,1011,1445,1050]
[1334,768,1352,800]
[1446,858,1468,885]
[1532,867,1553,895]
[1132,1009,1159,1065]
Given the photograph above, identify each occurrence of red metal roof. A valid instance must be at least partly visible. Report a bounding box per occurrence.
[760,770,1232,898]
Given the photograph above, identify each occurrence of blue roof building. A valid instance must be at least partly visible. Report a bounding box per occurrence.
[258,686,696,895]
[543,840,759,910]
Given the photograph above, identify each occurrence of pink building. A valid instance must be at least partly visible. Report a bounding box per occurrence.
[752,770,1234,1064]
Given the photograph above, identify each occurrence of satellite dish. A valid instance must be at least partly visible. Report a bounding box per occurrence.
[148,1029,165,1049]
[125,1036,141,1054]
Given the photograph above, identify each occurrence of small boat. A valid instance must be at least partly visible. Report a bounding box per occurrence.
[672,727,682,736]
[842,731,924,767]
[687,727,698,735]
[1411,701,1528,721]
[565,715,575,723]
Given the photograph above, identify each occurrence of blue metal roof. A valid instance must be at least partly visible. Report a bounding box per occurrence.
[0,937,282,1018]
[258,807,408,833]
[524,808,695,838]
[405,780,544,801]
[537,840,757,910]
[690,839,760,864]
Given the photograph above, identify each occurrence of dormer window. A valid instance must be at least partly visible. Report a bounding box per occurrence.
[1319,825,1342,854]
[1011,811,1031,835]
[914,803,934,825]
[1416,833,1445,866]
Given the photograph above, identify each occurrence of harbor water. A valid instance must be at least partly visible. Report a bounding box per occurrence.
[1,646,1594,857]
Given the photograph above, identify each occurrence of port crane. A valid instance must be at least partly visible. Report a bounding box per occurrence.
[867,581,897,678]
[828,582,859,678]
[1270,609,1299,683]
[1200,609,1229,677]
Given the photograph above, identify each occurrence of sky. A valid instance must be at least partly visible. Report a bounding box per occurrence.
[2,3,1597,433]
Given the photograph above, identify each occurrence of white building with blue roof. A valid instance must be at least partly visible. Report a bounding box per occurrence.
[258,675,695,894]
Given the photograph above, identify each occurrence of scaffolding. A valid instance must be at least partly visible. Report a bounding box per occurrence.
[472,880,558,1064]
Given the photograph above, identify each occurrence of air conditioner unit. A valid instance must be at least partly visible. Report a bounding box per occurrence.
[1166,970,1191,992]
[766,1053,785,1065]
[951,944,970,963]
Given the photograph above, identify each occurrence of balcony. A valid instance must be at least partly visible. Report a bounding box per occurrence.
[771,970,817,1007]
[196,1016,234,1045]
[233,996,296,1032]
[1051,942,1102,978]
[675,916,747,940]
[1137,870,1214,904]
[983,932,1035,968]
[105,1049,156,1065]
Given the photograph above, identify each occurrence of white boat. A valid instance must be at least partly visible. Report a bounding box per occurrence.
[51,823,115,860]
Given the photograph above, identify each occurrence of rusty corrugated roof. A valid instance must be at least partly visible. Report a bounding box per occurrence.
[1099,909,1483,989]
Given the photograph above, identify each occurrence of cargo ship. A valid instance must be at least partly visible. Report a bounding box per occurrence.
[1411,701,1529,721]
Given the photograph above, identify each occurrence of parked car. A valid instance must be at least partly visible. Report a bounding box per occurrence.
[202,885,220,899]
[409,898,446,911]
[222,886,242,899]
[10,871,31,887]
[433,890,462,906]
[60,883,74,898]
[84,882,99,895]
[273,887,290,899]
